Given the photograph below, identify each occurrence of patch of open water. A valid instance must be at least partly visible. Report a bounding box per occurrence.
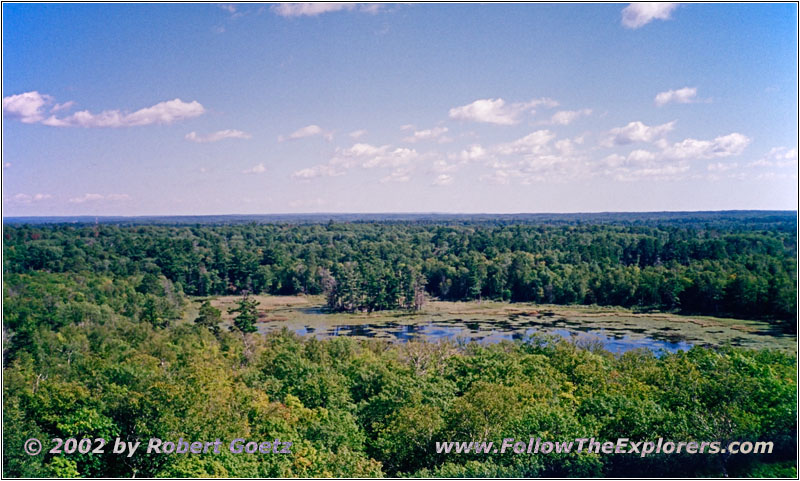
[292,319,693,354]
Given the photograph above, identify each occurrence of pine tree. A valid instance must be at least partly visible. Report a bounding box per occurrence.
[228,293,259,334]
[194,300,222,336]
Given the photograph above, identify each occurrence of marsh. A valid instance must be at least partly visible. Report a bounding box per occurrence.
[193,295,797,354]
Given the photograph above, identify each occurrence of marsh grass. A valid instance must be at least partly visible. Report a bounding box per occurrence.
[184,295,796,353]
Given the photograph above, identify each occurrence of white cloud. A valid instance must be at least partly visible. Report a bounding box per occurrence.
[605,120,675,146]
[345,143,386,158]
[594,130,751,181]
[554,138,576,156]
[601,154,627,168]
[599,148,690,182]
[380,167,413,183]
[50,101,75,113]
[349,129,367,139]
[359,3,383,14]
[56,99,203,127]
[432,145,489,180]
[450,144,489,163]
[431,159,459,173]
[9,193,52,204]
[360,146,418,168]
[292,143,419,179]
[242,163,267,174]
[403,126,450,143]
[11,95,206,128]
[496,130,556,155]
[595,131,750,181]
[186,129,251,143]
[621,3,678,29]
[279,124,333,141]
[2,91,53,123]
[271,3,381,17]
[448,97,557,125]
[292,165,342,179]
[548,109,592,125]
[613,162,690,181]
[627,149,657,164]
[433,174,454,186]
[662,132,750,160]
[655,87,699,106]
[68,193,130,204]
[600,150,657,169]
[478,131,591,185]
[748,146,798,168]
[461,123,740,185]
[468,126,746,184]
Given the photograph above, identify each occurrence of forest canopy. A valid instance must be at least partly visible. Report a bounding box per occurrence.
[2,212,797,477]
[4,213,796,327]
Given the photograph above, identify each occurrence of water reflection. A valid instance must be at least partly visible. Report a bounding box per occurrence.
[291,319,693,354]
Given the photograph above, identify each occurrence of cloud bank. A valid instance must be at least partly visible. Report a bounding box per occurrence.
[3,91,205,128]
[292,143,419,179]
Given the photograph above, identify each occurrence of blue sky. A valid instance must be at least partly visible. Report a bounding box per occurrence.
[3,3,797,215]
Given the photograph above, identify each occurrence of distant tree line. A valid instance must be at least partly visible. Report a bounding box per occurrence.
[3,218,796,330]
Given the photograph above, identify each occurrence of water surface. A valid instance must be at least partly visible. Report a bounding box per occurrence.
[292,319,694,353]
[201,296,795,355]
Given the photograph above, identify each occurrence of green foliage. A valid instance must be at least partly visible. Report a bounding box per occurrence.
[743,460,797,478]
[3,297,796,477]
[195,300,222,336]
[2,216,797,477]
[228,293,259,334]
[47,457,80,478]
[3,218,795,325]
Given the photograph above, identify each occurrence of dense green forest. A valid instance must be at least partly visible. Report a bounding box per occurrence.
[3,214,797,477]
[4,216,796,327]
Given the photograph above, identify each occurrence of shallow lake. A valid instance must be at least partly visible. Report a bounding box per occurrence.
[199,296,796,355]
[292,318,695,354]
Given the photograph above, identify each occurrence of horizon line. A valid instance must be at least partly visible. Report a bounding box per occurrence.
[4,209,798,220]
